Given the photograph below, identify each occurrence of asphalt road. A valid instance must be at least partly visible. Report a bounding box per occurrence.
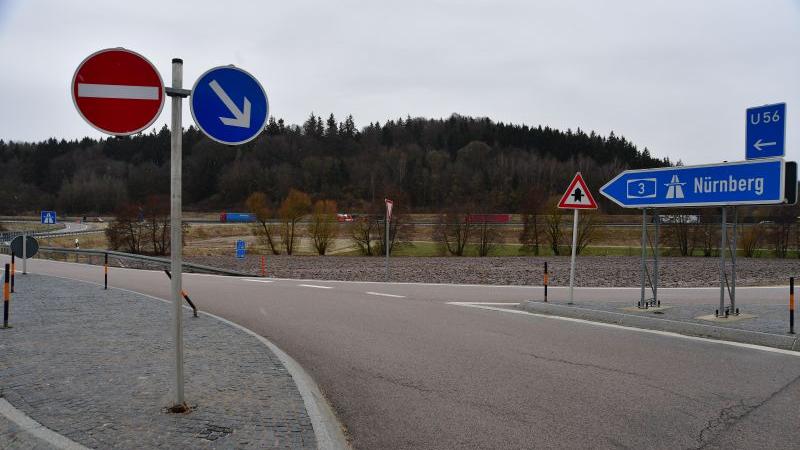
[5,256,800,449]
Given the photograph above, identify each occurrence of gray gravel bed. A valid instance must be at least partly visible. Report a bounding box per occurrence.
[186,255,800,287]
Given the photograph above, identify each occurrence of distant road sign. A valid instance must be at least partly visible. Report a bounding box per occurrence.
[601,159,787,208]
[558,173,598,209]
[10,236,38,259]
[191,66,269,145]
[72,48,165,136]
[236,239,246,259]
[40,211,57,224]
[746,103,786,160]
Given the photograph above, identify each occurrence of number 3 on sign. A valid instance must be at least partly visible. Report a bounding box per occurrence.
[750,110,781,125]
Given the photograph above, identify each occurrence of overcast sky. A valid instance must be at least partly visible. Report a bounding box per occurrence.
[0,0,798,164]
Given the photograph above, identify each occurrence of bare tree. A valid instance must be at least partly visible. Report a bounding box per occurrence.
[278,189,312,255]
[519,187,547,255]
[143,195,170,255]
[565,211,597,256]
[246,192,280,255]
[310,199,337,255]
[544,203,563,255]
[435,211,471,256]
[739,223,763,258]
[662,210,698,256]
[472,217,499,257]
[350,215,380,256]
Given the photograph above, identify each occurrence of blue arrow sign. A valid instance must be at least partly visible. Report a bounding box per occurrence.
[191,66,269,145]
[746,103,785,160]
[600,159,785,208]
[236,239,246,258]
[40,210,57,224]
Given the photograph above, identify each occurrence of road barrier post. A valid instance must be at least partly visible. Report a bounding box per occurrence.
[261,255,266,277]
[104,253,108,290]
[790,277,795,335]
[543,262,548,303]
[3,263,10,328]
[164,270,198,317]
[10,252,15,293]
[22,232,27,275]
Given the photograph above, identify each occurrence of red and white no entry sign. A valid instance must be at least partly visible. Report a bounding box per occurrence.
[71,48,164,136]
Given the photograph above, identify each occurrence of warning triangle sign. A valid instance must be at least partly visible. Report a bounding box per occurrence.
[558,172,598,209]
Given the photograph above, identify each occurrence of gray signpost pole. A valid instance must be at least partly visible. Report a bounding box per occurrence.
[731,207,737,314]
[21,232,26,275]
[568,209,579,304]
[385,207,389,282]
[654,211,659,306]
[719,207,727,316]
[168,58,185,408]
[640,209,646,307]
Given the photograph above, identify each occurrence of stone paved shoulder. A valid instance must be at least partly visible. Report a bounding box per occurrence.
[0,273,317,449]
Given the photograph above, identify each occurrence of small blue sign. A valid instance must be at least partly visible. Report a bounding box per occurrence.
[601,159,785,208]
[191,66,269,145]
[236,239,246,259]
[746,103,786,160]
[41,210,57,224]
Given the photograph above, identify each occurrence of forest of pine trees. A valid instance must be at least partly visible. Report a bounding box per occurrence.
[0,113,669,215]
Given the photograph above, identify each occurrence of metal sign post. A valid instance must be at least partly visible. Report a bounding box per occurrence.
[385,199,393,282]
[568,209,579,304]
[557,173,598,304]
[165,58,191,410]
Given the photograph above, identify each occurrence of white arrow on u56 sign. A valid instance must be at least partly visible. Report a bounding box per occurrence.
[753,138,777,152]
[209,79,251,128]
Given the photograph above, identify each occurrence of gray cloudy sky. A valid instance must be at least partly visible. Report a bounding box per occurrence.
[0,0,798,164]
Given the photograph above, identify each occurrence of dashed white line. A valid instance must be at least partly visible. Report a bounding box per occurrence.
[298,284,333,289]
[365,291,406,298]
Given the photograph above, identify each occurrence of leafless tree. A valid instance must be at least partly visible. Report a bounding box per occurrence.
[310,200,337,255]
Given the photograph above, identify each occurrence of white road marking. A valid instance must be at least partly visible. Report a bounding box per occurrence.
[447,302,800,357]
[298,284,333,289]
[77,83,160,100]
[365,291,406,298]
[0,398,90,450]
[243,278,274,283]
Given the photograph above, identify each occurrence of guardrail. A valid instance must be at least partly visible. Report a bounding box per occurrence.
[0,245,251,277]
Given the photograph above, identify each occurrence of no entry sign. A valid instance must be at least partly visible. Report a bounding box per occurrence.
[72,48,165,135]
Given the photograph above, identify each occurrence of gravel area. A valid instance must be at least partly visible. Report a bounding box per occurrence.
[186,255,800,287]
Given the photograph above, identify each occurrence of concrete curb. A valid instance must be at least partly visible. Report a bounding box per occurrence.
[520,301,800,351]
[27,273,350,450]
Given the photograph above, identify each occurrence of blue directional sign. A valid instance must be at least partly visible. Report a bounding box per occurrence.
[236,239,246,259]
[746,103,786,160]
[191,66,269,145]
[600,159,786,208]
[40,210,57,224]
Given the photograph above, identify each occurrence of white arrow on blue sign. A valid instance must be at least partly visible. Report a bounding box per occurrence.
[191,66,269,145]
[746,103,786,160]
[600,158,786,208]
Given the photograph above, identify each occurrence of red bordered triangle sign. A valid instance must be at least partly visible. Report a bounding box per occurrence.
[558,172,598,209]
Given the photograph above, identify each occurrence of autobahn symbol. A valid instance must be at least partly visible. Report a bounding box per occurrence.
[191,66,269,145]
[601,158,787,208]
[40,210,57,224]
[72,48,165,135]
[746,103,786,160]
[558,172,598,209]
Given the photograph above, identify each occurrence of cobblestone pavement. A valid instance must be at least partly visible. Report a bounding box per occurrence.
[0,274,316,449]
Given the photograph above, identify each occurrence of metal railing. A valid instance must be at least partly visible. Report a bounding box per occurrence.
[0,245,251,277]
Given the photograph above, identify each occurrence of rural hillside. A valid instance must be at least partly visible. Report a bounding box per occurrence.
[0,114,668,214]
